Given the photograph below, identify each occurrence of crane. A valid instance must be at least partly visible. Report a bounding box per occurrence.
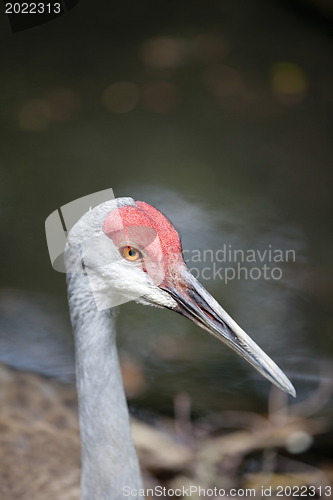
[65,197,295,500]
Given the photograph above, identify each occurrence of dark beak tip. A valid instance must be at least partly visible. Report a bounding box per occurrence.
[166,274,297,399]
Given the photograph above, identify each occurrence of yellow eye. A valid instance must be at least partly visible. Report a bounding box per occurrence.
[120,245,143,262]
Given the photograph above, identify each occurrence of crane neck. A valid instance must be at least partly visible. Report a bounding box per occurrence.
[67,271,144,500]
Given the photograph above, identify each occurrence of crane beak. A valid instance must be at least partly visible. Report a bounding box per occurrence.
[164,270,296,397]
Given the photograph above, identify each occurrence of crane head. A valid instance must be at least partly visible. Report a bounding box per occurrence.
[67,197,295,397]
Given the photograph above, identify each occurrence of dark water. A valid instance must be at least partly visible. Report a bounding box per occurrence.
[0,0,332,416]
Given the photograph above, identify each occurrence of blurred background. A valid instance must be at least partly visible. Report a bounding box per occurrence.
[0,0,332,497]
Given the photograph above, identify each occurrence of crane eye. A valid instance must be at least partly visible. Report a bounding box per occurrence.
[120,245,143,262]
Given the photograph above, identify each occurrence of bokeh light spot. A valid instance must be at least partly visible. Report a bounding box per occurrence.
[142,81,180,114]
[271,62,308,98]
[192,33,230,63]
[203,64,243,97]
[286,430,313,454]
[140,37,187,69]
[47,89,81,123]
[102,82,139,114]
[19,99,50,131]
